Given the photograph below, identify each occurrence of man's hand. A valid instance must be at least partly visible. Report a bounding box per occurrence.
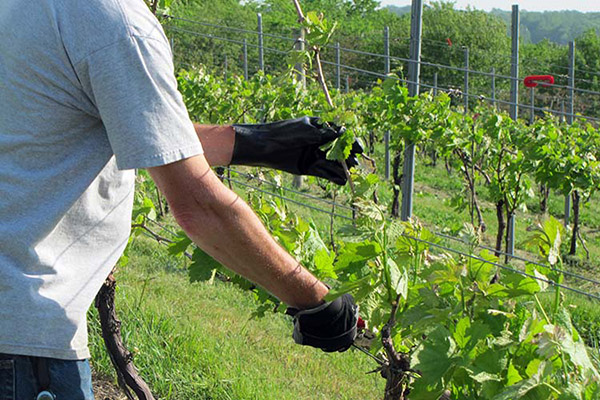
[231,116,363,185]
[287,294,359,352]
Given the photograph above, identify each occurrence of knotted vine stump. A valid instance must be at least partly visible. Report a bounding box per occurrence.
[95,271,155,400]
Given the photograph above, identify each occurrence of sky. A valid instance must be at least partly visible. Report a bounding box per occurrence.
[378,0,600,12]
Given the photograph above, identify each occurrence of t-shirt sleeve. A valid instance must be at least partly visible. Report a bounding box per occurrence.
[74,34,203,170]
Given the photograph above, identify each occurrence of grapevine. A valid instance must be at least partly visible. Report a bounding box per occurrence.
[114,4,600,398]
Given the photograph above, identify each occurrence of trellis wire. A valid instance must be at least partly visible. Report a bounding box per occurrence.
[223,171,600,293]
[166,26,291,53]
[223,176,354,220]
[213,171,600,295]
[221,166,356,212]
[419,38,600,83]
[434,231,600,288]
[140,166,600,301]
[166,14,598,81]
[168,21,600,104]
[165,15,297,42]
[169,25,600,103]
[144,174,600,301]
[403,234,600,302]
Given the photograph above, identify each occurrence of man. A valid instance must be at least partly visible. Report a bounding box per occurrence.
[0,0,359,398]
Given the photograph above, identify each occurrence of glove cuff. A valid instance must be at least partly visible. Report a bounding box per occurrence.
[230,124,268,167]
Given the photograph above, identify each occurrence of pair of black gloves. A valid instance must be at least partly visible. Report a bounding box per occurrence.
[230,116,361,352]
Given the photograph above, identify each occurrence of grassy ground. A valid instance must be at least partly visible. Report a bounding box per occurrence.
[88,237,385,400]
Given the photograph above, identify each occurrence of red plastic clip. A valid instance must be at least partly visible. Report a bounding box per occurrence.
[523,75,554,88]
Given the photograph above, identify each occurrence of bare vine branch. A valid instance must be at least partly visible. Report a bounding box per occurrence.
[132,222,193,259]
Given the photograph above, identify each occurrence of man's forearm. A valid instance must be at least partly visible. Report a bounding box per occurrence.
[183,189,330,309]
[194,124,234,166]
[148,155,329,309]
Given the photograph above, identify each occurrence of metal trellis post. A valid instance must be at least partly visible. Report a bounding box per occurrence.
[295,29,306,87]
[384,26,391,180]
[243,39,248,80]
[336,42,341,90]
[530,87,535,124]
[568,41,576,125]
[384,26,390,74]
[464,47,469,112]
[257,13,264,72]
[401,0,423,221]
[433,73,438,96]
[491,67,496,107]
[292,28,306,189]
[510,4,520,120]
[507,4,520,258]
[510,5,520,120]
[565,41,576,226]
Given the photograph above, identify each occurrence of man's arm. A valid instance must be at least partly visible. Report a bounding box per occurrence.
[147,153,329,309]
[193,124,234,167]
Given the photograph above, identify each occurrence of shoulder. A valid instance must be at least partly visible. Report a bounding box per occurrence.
[56,0,166,64]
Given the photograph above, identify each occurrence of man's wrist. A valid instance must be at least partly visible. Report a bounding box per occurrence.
[193,124,235,166]
[287,281,329,310]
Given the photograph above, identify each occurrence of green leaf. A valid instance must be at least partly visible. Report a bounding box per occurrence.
[387,258,408,300]
[525,358,543,378]
[412,326,456,386]
[469,371,501,383]
[334,240,381,271]
[167,231,193,256]
[321,127,355,162]
[502,273,541,296]
[353,173,380,198]
[454,319,492,353]
[453,317,471,349]
[313,248,337,279]
[305,11,320,26]
[492,377,551,400]
[324,275,372,302]
[506,361,523,386]
[189,247,222,283]
[132,196,157,221]
[559,383,586,400]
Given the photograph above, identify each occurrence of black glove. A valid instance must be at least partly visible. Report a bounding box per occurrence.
[287,294,359,352]
[231,116,363,185]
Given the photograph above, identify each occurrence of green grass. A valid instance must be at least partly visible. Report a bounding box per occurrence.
[538,291,600,354]
[88,237,384,400]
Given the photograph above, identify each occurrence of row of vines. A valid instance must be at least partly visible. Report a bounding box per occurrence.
[113,2,600,400]
[116,66,600,399]
[178,66,600,259]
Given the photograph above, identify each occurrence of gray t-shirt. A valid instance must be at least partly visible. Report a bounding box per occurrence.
[0,0,203,359]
